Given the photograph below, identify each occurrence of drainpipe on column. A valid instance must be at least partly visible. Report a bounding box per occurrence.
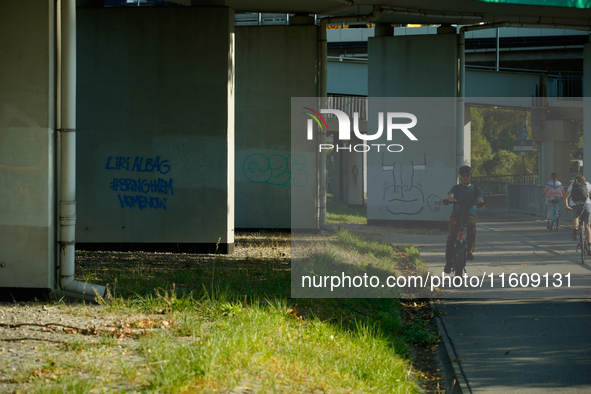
[317,6,381,230]
[57,0,106,300]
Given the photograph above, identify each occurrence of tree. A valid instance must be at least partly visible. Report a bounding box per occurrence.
[469,107,538,177]
[469,109,492,177]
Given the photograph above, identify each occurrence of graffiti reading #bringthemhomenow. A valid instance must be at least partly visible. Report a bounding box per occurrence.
[105,156,173,210]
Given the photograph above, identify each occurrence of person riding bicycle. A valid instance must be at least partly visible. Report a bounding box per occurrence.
[563,174,591,248]
[542,172,564,229]
[442,165,486,274]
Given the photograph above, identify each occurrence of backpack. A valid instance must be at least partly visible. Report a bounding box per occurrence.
[571,178,589,203]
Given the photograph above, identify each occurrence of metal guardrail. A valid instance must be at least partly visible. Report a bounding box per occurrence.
[508,184,547,216]
[326,95,368,121]
[473,174,538,185]
[508,183,573,221]
[474,175,537,205]
[548,72,583,99]
[475,181,509,205]
[235,13,292,26]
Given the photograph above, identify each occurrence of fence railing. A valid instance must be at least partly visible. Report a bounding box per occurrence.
[508,183,574,220]
[547,72,583,99]
[473,174,538,185]
[326,95,368,121]
[474,175,537,205]
[475,181,509,205]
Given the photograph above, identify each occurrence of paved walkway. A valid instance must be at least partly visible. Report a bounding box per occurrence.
[424,207,591,393]
[342,206,591,393]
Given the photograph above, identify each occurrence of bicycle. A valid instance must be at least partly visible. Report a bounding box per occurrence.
[447,199,471,277]
[566,203,588,264]
[576,218,588,265]
[548,199,560,231]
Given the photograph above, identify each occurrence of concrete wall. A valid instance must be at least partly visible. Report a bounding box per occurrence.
[76,7,235,252]
[327,60,368,96]
[366,34,458,226]
[466,70,542,98]
[368,33,458,97]
[0,1,56,291]
[235,26,318,229]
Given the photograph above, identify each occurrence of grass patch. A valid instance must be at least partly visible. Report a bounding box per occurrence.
[326,202,441,235]
[326,202,367,224]
[24,231,439,393]
[294,229,431,298]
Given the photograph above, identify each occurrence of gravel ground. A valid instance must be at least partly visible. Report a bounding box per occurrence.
[0,303,171,393]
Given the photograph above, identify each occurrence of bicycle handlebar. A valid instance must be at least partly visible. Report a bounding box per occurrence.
[443,199,485,208]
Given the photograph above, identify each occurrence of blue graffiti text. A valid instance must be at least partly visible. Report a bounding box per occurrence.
[106,156,171,175]
[109,178,174,195]
[118,195,168,210]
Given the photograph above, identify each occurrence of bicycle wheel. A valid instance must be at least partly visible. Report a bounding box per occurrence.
[454,247,466,276]
[554,216,559,231]
[579,224,589,264]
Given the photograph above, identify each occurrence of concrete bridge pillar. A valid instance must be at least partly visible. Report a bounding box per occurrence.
[235,24,318,229]
[345,134,365,207]
[366,29,460,226]
[532,116,577,186]
[584,43,591,180]
[0,1,57,295]
[76,7,236,253]
[539,141,571,184]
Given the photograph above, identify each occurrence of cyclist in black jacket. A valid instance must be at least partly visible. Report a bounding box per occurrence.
[442,166,486,274]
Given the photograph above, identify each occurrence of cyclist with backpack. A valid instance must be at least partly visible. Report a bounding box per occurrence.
[442,165,486,274]
[563,175,591,246]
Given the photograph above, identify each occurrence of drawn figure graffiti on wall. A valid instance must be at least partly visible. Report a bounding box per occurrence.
[382,153,444,214]
[243,153,308,187]
[427,194,443,212]
[105,155,173,210]
[383,159,425,215]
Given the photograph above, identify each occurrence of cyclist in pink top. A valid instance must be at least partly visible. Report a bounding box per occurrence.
[542,172,564,229]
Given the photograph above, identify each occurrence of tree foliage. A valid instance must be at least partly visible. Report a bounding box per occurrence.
[470,107,538,177]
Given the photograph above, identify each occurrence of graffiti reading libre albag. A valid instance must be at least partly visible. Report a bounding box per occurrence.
[303,108,418,152]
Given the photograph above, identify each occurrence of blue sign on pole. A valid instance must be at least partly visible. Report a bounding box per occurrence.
[519,128,528,140]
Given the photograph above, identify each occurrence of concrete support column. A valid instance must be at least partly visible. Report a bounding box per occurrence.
[463,107,471,167]
[366,33,458,226]
[346,136,364,207]
[76,7,235,253]
[533,117,577,185]
[374,23,393,37]
[584,43,591,179]
[539,141,571,184]
[331,143,345,202]
[0,1,56,295]
[235,25,318,229]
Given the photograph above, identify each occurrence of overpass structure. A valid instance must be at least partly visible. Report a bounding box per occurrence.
[2,0,591,298]
[326,25,587,206]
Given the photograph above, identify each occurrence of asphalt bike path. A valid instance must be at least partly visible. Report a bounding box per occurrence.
[416,207,591,393]
[340,206,591,393]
